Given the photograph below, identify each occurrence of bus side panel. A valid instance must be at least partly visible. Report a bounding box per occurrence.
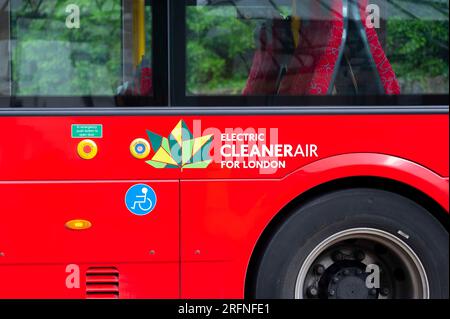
[0,181,179,298]
[180,170,448,298]
[0,113,448,298]
[180,113,449,298]
[181,180,280,298]
[0,115,448,181]
[0,263,178,299]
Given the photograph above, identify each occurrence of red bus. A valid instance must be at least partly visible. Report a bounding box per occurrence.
[0,0,448,299]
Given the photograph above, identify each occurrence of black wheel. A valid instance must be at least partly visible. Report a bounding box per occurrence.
[254,189,448,299]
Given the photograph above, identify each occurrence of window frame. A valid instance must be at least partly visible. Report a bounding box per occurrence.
[170,0,449,107]
[0,0,168,108]
[0,0,448,113]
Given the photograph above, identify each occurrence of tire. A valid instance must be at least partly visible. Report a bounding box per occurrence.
[254,188,449,299]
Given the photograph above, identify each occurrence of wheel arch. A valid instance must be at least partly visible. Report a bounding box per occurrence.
[244,175,449,298]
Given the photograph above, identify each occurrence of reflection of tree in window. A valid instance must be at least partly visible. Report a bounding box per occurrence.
[11,0,122,96]
[187,1,449,96]
[187,5,259,95]
[385,0,449,94]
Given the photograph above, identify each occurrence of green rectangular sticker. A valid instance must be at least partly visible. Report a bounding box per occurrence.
[71,124,103,138]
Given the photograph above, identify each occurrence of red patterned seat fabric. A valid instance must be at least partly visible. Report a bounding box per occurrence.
[279,0,344,95]
[244,0,401,96]
[242,21,289,95]
[243,0,344,96]
[358,0,400,95]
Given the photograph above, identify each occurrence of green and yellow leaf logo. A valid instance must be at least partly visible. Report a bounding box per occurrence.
[146,120,214,169]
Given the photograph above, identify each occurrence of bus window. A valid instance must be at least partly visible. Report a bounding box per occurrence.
[185,0,449,97]
[0,0,157,106]
[122,0,153,97]
[0,0,10,96]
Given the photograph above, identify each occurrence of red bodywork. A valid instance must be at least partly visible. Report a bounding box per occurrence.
[0,114,448,298]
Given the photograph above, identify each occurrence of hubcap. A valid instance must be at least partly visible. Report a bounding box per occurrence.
[295,228,429,299]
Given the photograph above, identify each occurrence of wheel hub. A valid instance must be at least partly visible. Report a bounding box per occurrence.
[319,262,377,299]
[329,266,374,299]
[295,228,430,299]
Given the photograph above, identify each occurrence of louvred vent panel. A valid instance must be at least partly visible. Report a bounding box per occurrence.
[86,267,119,299]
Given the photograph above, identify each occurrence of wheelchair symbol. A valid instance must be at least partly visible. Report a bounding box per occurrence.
[132,187,153,211]
[125,184,157,216]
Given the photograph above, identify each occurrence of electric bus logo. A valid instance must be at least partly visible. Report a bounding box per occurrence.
[145,120,214,169]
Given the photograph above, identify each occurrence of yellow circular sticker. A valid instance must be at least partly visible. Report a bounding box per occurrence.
[130,138,151,159]
[77,139,98,160]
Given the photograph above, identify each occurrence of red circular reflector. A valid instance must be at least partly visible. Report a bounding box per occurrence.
[83,145,92,153]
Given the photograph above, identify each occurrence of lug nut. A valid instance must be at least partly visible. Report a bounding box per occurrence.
[355,250,365,261]
[314,264,325,275]
[343,269,350,276]
[307,286,318,297]
[328,289,336,297]
[332,276,339,283]
[356,269,363,275]
[332,251,344,262]
[369,288,378,296]
[381,288,390,296]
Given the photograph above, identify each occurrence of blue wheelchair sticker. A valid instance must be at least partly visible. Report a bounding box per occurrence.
[125,184,157,216]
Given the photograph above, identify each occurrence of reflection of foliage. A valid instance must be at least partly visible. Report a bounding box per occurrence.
[187,6,257,95]
[188,6,449,95]
[12,0,122,96]
[10,2,449,96]
[386,19,449,93]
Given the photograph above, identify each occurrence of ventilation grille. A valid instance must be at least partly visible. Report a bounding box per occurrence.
[86,267,119,299]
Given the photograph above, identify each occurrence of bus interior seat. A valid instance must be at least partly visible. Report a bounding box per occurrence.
[117,61,152,96]
[137,61,153,96]
[243,0,345,96]
[243,0,400,96]
[357,0,400,95]
[278,0,345,95]
[242,17,295,95]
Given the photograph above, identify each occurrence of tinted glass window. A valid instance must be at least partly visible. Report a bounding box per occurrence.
[185,0,449,97]
[0,0,159,106]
